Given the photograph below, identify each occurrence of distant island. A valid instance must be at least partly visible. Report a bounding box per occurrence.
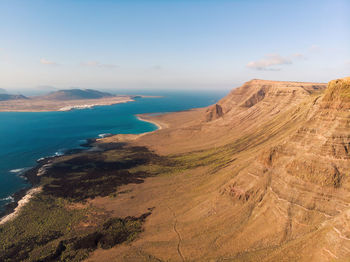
[0,94,28,101]
[42,89,115,100]
[0,89,138,112]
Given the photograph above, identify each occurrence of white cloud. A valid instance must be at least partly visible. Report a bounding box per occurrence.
[81,61,117,69]
[40,58,58,65]
[292,53,307,60]
[247,54,292,71]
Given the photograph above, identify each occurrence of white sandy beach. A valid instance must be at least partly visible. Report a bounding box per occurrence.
[136,115,164,131]
[0,187,42,225]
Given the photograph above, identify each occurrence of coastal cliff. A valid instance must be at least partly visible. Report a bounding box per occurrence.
[92,78,350,261]
[1,78,350,262]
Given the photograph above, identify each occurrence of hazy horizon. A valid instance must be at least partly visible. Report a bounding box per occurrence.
[1,0,349,92]
[0,85,232,96]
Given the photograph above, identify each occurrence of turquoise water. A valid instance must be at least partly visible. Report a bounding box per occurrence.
[0,91,226,211]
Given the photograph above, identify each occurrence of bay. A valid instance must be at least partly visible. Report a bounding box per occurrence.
[0,91,227,211]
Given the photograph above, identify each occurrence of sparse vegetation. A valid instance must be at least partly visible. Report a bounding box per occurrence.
[0,140,237,261]
[0,195,87,261]
[0,145,165,262]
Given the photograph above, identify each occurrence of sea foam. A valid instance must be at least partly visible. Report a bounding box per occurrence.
[9,168,27,174]
[98,133,112,138]
[0,196,14,202]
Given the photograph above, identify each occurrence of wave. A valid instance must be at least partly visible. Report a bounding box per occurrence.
[98,133,112,138]
[54,152,64,156]
[53,149,66,157]
[9,168,28,174]
[0,196,14,202]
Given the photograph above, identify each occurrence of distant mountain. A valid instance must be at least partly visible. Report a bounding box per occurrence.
[0,94,28,101]
[43,89,115,100]
[0,88,7,94]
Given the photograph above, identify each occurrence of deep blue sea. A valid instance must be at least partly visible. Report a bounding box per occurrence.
[0,91,227,212]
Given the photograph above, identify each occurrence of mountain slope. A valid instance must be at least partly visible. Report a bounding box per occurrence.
[43,89,114,100]
[0,94,28,101]
[133,79,327,154]
[88,78,350,261]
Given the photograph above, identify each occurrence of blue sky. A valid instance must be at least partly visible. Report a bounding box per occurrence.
[0,0,349,92]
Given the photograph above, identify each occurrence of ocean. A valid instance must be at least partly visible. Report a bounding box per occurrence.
[0,91,227,212]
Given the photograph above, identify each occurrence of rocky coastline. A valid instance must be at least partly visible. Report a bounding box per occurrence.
[0,139,96,222]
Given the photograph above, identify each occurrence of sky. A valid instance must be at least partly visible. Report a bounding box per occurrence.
[0,0,349,93]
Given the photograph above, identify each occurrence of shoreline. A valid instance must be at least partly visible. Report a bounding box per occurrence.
[0,97,148,222]
[0,95,162,113]
[57,99,134,111]
[0,112,165,225]
[136,114,164,131]
[0,143,94,224]
[0,97,135,112]
[0,187,42,225]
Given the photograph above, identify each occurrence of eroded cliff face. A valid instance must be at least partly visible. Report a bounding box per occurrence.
[322,77,350,109]
[219,77,350,261]
[205,104,224,121]
[209,79,325,116]
[141,79,327,154]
